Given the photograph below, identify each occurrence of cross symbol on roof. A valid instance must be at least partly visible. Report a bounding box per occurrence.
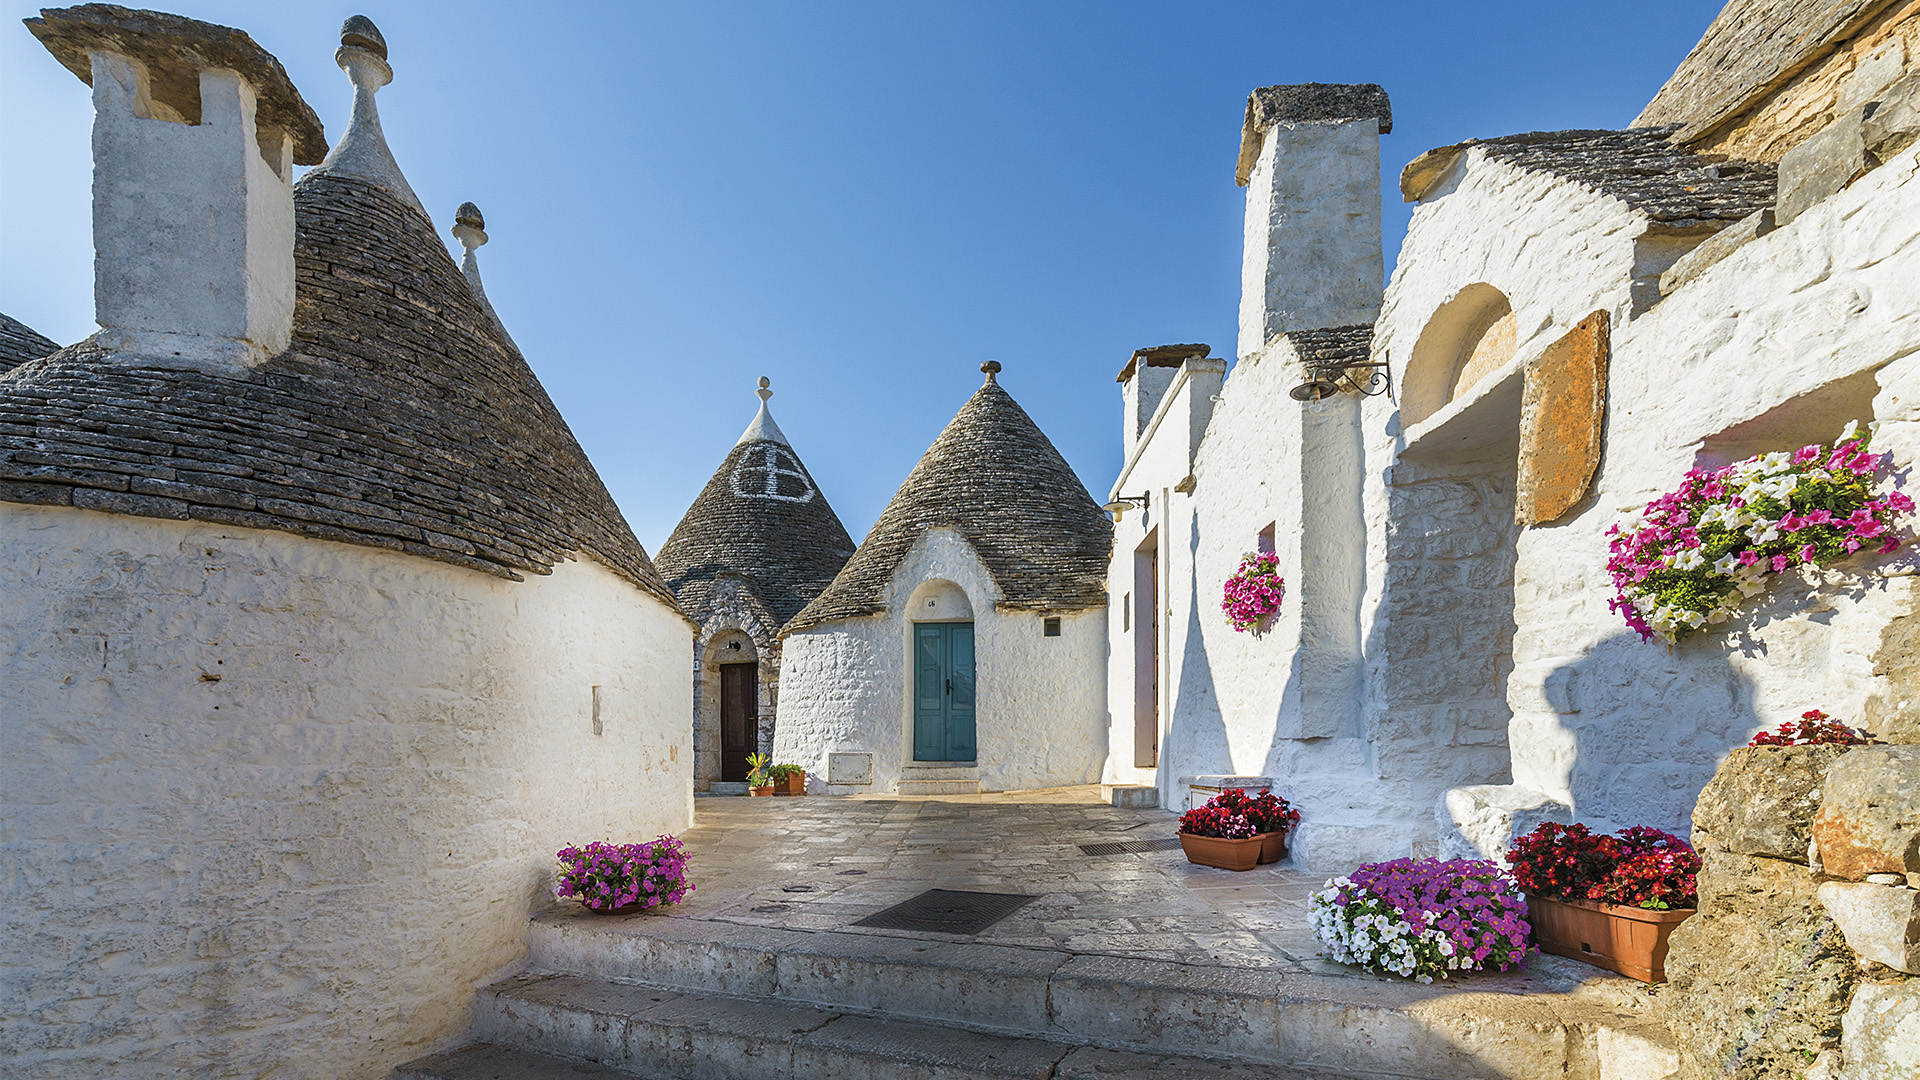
[730,444,817,504]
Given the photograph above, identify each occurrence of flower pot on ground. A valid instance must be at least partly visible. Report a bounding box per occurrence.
[1507,821,1700,983]
[744,752,773,797]
[553,837,694,915]
[1526,894,1693,982]
[748,786,774,796]
[770,764,806,796]
[1201,788,1301,864]
[1310,858,1532,981]
[1178,832,1263,871]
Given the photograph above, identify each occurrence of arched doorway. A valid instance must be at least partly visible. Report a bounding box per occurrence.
[698,629,759,784]
[905,579,975,763]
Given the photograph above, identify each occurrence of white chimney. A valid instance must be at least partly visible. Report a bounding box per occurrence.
[1115,344,1216,460]
[1235,84,1390,360]
[27,6,326,372]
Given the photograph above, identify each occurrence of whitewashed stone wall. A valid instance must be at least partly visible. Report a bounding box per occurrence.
[777,528,1105,793]
[0,505,693,1079]
[1375,139,1920,856]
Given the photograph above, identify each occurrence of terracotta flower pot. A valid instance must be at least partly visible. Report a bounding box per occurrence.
[1179,832,1263,871]
[1256,831,1289,864]
[1527,894,1695,982]
[774,772,806,796]
[748,785,774,797]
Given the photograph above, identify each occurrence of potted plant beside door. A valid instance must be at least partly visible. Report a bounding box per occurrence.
[1507,822,1699,982]
[745,754,774,797]
[770,763,807,796]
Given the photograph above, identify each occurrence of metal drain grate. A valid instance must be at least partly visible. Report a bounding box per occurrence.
[852,889,1038,935]
[1077,838,1182,856]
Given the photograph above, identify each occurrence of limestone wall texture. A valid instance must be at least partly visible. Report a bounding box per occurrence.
[1664,745,1917,1080]
[777,528,1105,793]
[0,505,693,1079]
[1375,132,1920,856]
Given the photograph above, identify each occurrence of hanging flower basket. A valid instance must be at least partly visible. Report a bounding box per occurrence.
[1222,552,1285,634]
[1606,421,1913,644]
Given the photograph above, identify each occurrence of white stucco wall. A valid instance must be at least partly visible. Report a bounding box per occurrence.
[0,505,693,1079]
[1372,139,1920,855]
[775,528,1105,793]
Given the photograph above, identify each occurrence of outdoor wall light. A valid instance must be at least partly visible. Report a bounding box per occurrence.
[1102,492,1149,522]
[1290,353,1393,402]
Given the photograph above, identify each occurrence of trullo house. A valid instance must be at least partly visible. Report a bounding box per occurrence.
[0,8,694,1075]
[654,379,857,790]
[773,362,1113,794]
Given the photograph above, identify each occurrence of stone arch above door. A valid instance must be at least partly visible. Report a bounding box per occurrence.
[906,578,974,621]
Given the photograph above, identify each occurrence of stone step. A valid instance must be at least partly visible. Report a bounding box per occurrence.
[472,972,1340,1080]
[525,910,1680,1080]
[393,1041,637,1079]
[895,780,982,795]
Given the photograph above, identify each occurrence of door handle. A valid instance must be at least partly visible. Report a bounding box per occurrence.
[945,679,952,696]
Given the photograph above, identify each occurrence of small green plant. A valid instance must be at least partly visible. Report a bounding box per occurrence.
[745,753,771,788]
[769,763,805,781]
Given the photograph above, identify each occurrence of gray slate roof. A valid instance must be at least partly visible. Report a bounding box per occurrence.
[0,170,682,612]
[784,371,1111,635]
[654,426,857,632]
[1635,0,1885,146]
[0,313,60,375]
[1283,325,1373,368]
[1402,127,1776,226]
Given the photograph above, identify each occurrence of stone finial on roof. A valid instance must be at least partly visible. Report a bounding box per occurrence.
[306,14,424,214]
[737,376,790,446]
[1237,83,1392,186]
[982,360,1002,382]
[449,200,516,349]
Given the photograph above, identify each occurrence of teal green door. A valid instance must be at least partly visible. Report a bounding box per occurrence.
[913,622,976,761]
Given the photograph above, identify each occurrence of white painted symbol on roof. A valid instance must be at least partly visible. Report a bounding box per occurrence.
[731,445,817,503]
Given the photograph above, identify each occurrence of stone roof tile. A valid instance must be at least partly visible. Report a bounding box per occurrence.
[0,171,683,613]
[0,313,60,375]
[1402,127,1777,226]
[783,369,1111,634]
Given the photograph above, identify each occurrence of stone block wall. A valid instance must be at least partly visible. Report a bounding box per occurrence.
[1663,745,1918,1080]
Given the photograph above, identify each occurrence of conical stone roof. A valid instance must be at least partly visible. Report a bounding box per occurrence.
[654,383,856,630]
[784,365,1112,635]
[0,170,682,612]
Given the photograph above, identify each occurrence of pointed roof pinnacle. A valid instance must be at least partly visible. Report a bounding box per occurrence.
[451,201,514,348]
[306,14,424,214]
[982,360,1002,384]
[737,376,790,446]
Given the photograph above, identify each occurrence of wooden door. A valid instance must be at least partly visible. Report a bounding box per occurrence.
[1133,537,1158,768]
[912,622,976,762]
[719,662,757,782]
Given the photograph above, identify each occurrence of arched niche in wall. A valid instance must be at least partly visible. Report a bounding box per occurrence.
[906,578,974,622]
[1402,283,1518,428]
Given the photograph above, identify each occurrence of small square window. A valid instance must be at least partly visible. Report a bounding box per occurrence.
[1043,617,1061,637]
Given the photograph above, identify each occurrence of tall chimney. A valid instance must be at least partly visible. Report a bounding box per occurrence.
[26,7,326,371]
[1116,344,1209,458]
[1235,84,1390,360]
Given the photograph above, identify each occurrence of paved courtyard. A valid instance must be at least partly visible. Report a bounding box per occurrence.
[669,786,1646,997]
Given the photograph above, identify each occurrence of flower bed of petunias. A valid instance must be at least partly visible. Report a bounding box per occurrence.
[1309,859,1532,982]
[1206,787,1301,834]
[1606,421,1913,644]
[1222,551,1285,633]
[1749,708,1876,746]
[554,837,694,912]
[1507,823,1699,911]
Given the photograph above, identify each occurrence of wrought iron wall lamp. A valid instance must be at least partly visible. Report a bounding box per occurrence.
[1290,352,1393,402]
[1102,492,1149,522]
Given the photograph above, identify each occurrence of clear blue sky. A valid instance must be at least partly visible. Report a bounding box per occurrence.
[1,1,1724,551]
